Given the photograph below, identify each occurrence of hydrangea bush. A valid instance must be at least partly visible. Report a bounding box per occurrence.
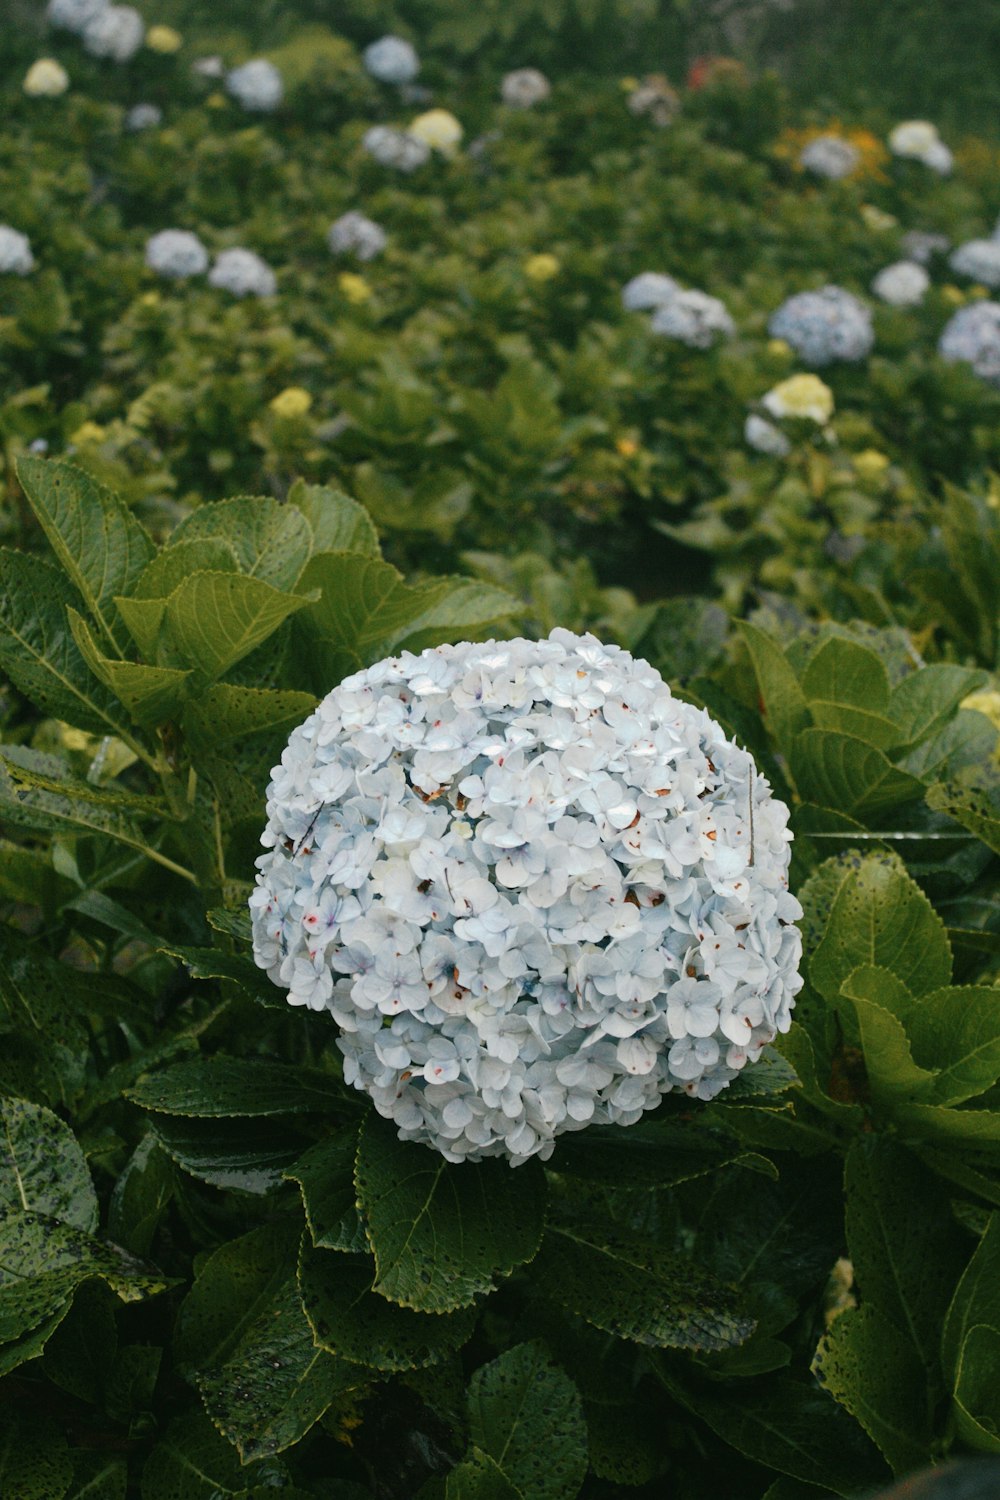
[767,285,874,365]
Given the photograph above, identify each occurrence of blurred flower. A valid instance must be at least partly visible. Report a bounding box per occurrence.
[768,285,873,366]
[46,0,106,34]
[145,229,209,279]
[270,387,312,418]
[650,289,735,348]
[327,211,387,261]
[226,58,283,112]
[900,229,950,264]
[941,285,965,305]
[409,109,463,155]
[362,125,429,172]
[524,253,560,282]
[146,24,181,53]
[192,54,223,77]
[745,414,791,457]
[501,68,551,108]
[363,35,419,85]
[686,56,747,90]
[338,272,371,304]
[778,124,887,181]
[852,449,890,479]
[24,59,69,97]
[949,239,1000,288]
[205,92,226,109]
[0,226,35,276]
[208,247,276,298]
[859,204,897,232]
[889,119,952,173]
[939,301,1000,386]
[767,338,792,358]
[125,102,162,131]
[799,135,860,180]
[871,261,930,307]
[621,271,679,311]
[82,5,145,61]
[762,374,835,423]
[626,74,679,127]
[616,437,638,457]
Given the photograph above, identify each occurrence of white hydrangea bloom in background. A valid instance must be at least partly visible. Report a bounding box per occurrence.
[949,239,1000,287]
[226,58,283,112]
[208,247,276,298]
[799,135,859,180]
[650,289,735,348]
[745,414,791,457]
[362,125,430,172]
[0,226,35,276]
[363,35,419,85]
[871,260,930,306]
[621,271,679,311]
[82,5,144,61]
[251,630,802,1166]
[922,140,954,175]
[888,120,951,173]
[125,102,162,131]
[900,230,950,264]
[327,211,387,261]
[501,68,551,108]
[145,229,209,279]
[768,285,873,365]
[24,59,70,96]
[192,54,224,78]
[939,302,1000,386]
[47,0,106,33]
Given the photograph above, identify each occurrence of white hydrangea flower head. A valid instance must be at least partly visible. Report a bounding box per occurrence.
[192,54,224,78]
[0,226,35,276]
[799,135,859,180]
[82,5,145,61]
[939,302,1000,387]
[125,102,162,131]
[949,239,1000,288]
[363,35,420,85]
[650,289,735,348]
[923,140,954,176]
[767,285,874,366]
[226,58,283,112]
[871,260,930,307]
[621,271,679,312]
[251,630,802,1166]
[900,229,950,264]
[24,59,70,97]
[501,68,551,108]
[144,229,209,279]
[744,413,791,457]
[327,211,387,261]
[362,125,430,172]
[208,247,276,298]
[47,0,106,33]
[888,120,939,158]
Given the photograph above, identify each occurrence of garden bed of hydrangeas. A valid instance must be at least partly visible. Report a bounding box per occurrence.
[2,3,1000,1498]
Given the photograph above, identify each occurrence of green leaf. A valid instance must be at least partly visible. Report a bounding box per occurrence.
[391,579,518,655]
[168,497,314,591]
[928,779,1000,855]
[16,455,155,653]
[299,1240,477,1371]
[127,1057,345,1118]
[0,1409,72,1500]
[942,1213,1000,1384]
[107,1135,173,1257]
[175,1221,298,1373]
[69,608,193,727]
[953,1324,1000,1454]
[465,1342,587,1500]
[354,1112,546,1313]
[285,1134,367,1253]
[812,1306,932,1473]
[889,665,989,748]
[0,744,151,850]
[66,1451,127,1500]
[839,969,939,1105]
[791,730,924,818]
[800,638,895,747]
[131,537,240,599]
[736,620,812,750]
[0,1097,98,1231]
[906,986,1000,1106]
[287,480,380,558]
[141,1410,272,1500]
[43,1281,117,1403]
[532,1217,754,1352]
[147,1116,306,1194]
[157,571,316,682]
[810,852,951,1003]
[445,1451,521,1500]
[182,684,316,747]
[0,744,167,819]
[297,553,456,663]
[0,550,135,738]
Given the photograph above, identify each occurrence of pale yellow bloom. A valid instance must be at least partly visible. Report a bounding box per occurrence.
[762,374,834,425]
[889,120,940,159]
[853,449,890,479]
[941,285,965,305]
[824,1258,857,1329]
[616,437,638,458]
[961,690,1000,733]
[767,338,792,359]
[139,290,160,308]
[269,387,312,419]
[24,59,69,97]
[524,253,560,283]
[146,25,182,53]
[205,92,227,110]
[409,108,463,155]
[70,421,106,445]
[338,271,371,304]
[970,284,991,300]
[859,204,898,232]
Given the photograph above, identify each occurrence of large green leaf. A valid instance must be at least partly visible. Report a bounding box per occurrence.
[0,744,153,851]
[155,571,316,682]
[465,1343,587,1500]
[736,621,812,751]
[800,638,896,747]
[839,968,939,1105]
[354,1112,546,1312]
[0,1409,72,1500]
[942,1212,1000,1384]
[953,1324,1000,1454]
[107,1135,173,1258]
[131,537,240,600]
[299,1240,477,1371]
[888,665,989,748]
[16,455,154,653]
[791,730,924,818]
[297,553,459,659]
[927,779,1000,855]
[69,609,193,727]
[140,1410,283,1500]
[287,480,380,558]
[65,1452,127,1499]
[146,1117,306,1195]
[391,579,518,655]
[445,1452,521,1500]
[812,1306,932,1474]
[907,986,1000,1106]
[181,684,316,748]
[127,1057,345,1118]
[285,1133,367,1254]
[0,1097,98,1231]
[168,497,314,591]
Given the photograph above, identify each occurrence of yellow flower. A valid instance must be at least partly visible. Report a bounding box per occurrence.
[338,272,371,304]
[616,437,638,458]
[147,24,182,53]
[70,421,106,445]
[269,387,312,419]
[859,204,898,232]
[970,284,991,300]
[409,109,463,155]
[853,448,890,479]
[139,290,161,308]
[524,253,560,283]
[23,58,69,97]
[961,690,1000,733]
[620,77,639,92]
[762,374,834,425]
[776,122,888,182]
[767,338,792,359]
[941,285,965,305]
[205,92,227,110]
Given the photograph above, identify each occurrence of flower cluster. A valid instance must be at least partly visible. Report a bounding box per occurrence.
[82,5,144,62]
[626,75,680,127]
[225,58,283,113]
[888,119,953,174]
[949,239,1000,288]
[621,271,679,312]
[125,103,162,132]
[900,229,950,264]
[651,289,735,348]
[939,302,1000,386]
[362,125,430,172]
[0,226,35,276]
[744,413,790,457]
[799,135,860,180]
[208,247,276,298]
[762,373,835,424]
[327,211,387,261]
[24,59,70,97]
[144,229,209,279]
[251,631,802,1165]
[768,285,873,365]
[409,109,463,156]
[46,0,105,33]
[871,260,929,307]
[363,35,420,85]
[501,68,551,108]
